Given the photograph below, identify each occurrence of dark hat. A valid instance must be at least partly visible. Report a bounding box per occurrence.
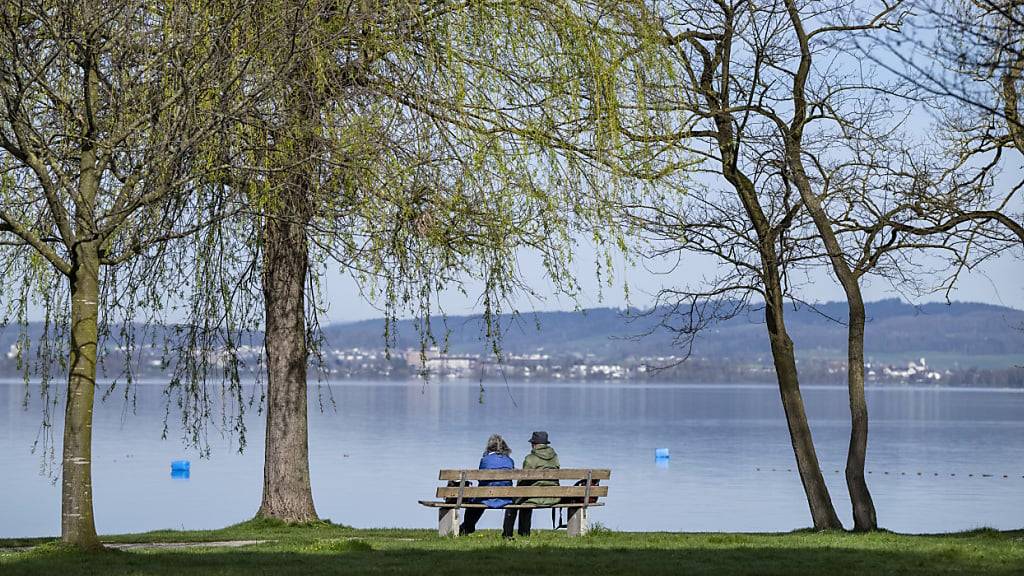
[529,431,549,445]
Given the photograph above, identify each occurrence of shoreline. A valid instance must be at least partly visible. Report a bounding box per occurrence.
[2,378,1022,393]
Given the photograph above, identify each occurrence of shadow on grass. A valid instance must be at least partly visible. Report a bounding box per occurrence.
[3,540,1023,576]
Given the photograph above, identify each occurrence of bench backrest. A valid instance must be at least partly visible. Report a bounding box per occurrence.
[435,468,610,500]
[439,469,611,481]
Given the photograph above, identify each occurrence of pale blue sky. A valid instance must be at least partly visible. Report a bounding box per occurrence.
[317,35,1024,324]
[320,217,1024,324]
[320,98,1024,323]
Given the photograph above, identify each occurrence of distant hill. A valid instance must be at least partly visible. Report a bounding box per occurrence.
[320,299,1024,369]
[1,299,1021,373]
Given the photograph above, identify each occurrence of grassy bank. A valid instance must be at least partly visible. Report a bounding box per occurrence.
[2,520,1022,575]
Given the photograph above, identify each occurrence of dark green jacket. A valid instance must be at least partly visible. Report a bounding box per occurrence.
[518,444,560,505]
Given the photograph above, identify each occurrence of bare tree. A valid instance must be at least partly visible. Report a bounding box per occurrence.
[772,0,912,532]
[629,0,1016,531]
[619,0,848,530]
[869,0,1024,246]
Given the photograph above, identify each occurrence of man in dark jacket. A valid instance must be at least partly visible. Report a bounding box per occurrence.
[514,431,560,536]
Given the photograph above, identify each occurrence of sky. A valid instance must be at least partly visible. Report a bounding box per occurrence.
[318,222,1024,325]
[315,31,1024,325]
[7,4,1024,327]
[315,21,1024,325]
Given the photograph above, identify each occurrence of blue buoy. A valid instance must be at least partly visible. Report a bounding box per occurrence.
[655,448,670,459]
[171,459,190,471]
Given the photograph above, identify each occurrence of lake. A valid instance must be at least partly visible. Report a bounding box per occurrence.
[2,379,1022,537]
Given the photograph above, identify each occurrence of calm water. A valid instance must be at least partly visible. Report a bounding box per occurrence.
[2,379,1023,537]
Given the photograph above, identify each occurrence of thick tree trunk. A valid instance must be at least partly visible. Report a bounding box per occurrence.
[255,2,321,523]
[763,271,844,531]
[256,209,318,523]
[61,242,102,550]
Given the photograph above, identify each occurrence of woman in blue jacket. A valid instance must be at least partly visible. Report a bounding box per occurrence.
[459,434,517,538]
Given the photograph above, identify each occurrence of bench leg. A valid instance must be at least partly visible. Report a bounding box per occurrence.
[567,507,589,537]
[439,508,459,537]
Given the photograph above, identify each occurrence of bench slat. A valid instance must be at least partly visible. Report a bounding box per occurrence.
[435,486,608,499]
[419,500,606,509]
[438,469,611,481]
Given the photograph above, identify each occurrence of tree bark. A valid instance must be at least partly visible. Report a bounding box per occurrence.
[786,144,877,531]
[254,1,321,524]
[62,42,103,548]
[762,257,845,531]
[61,241,103,550]
[782,0,877,531]
[714,123,843,530]
[256,206,318,523]
[843,293,876,531]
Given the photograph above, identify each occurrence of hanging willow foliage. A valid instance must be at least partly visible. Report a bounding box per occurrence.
[152,0,694,450]
[0,0,694,544]
[0,0,302,547]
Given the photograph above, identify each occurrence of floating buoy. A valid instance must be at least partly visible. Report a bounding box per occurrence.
[654,448,670,460]
[171,460,190,471]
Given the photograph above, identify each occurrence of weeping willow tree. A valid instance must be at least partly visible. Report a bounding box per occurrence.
[0,1,284,549]
[190,0,688,522]
[0,0,689,538]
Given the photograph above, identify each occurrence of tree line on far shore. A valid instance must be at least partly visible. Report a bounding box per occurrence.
[0,0,1020,548]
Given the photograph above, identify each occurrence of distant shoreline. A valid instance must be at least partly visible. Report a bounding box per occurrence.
[2,377,1021,393]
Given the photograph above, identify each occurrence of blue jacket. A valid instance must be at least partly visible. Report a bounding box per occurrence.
[478,452,514,508]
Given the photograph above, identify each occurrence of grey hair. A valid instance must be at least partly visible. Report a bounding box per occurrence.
[484,434,511,457]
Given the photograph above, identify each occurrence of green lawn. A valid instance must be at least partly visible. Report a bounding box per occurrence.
[2,519,1022,575]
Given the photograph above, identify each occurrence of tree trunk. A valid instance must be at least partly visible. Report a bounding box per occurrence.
[845,295,876,531]
[256,207,318,523]
[784,0,877,531]
[61,242,103,550]
[791,159,877,530]
[715,128,843,530]
[763,269,844,531]
[255,1,321,523]
[784,142,877,531]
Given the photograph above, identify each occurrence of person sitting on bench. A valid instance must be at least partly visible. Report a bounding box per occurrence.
[514,431,561,536]
[459,434,517,538]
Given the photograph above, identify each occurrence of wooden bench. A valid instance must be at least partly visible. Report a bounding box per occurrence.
[419,468,610,537]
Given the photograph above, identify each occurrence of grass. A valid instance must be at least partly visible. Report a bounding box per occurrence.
[1,520,1023,575]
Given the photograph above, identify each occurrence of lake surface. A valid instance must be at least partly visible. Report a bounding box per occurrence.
[2,379,1023,537]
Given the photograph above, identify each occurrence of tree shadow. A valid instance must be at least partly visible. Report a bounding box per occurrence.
[4,538,1023,576]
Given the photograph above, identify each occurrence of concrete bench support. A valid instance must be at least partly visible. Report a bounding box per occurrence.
[567,506,589,537]
[439,507,459,537]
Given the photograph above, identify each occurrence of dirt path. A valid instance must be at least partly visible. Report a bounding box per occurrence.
[106,540,267,550]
